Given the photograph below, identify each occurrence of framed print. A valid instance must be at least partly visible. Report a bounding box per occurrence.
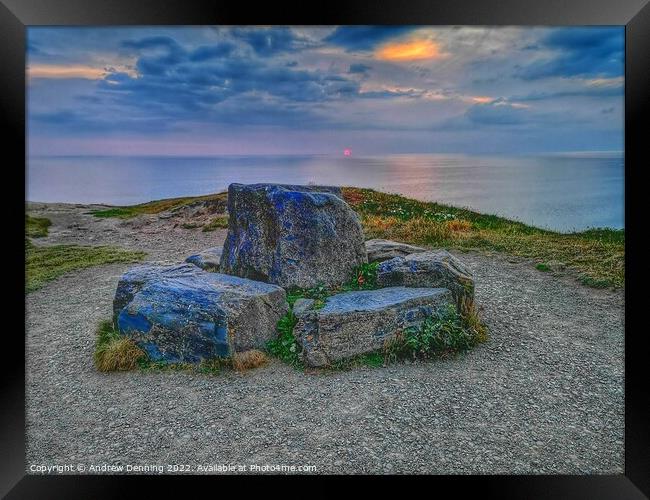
[2,0,648,497]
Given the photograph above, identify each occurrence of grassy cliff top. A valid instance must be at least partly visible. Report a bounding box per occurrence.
[88,186,623,288]
[341,187,623,288]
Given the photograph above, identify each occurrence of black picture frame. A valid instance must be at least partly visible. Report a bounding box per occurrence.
[3,0,648,497]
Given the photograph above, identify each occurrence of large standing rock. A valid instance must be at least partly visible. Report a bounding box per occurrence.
[293,287,453,367]
[365,238,426,263]
[220,183,367,289]
[376,250,474,306]
[113,263,288,363]
[185,247,223,272]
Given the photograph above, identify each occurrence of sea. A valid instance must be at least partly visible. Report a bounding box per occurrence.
[26,152,624,233]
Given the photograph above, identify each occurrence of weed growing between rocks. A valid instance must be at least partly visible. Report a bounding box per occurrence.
[459,297,489,345]
[343,262,379,291]
[266,311,302,368]
[384,304,483,363]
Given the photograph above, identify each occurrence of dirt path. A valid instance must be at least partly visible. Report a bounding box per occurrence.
[25,204,624,474]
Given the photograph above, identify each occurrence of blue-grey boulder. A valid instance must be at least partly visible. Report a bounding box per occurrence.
[293,287,453,367]
[376,250,474,306]
[220,183,367,289]
[185,247,223,272]
[365,238,426,263]
[113,263,199,322]
[113,263,288,363]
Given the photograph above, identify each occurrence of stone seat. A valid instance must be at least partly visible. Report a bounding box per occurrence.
[113,263,288,363]
[377,250,475,306]
[293,286,453,367]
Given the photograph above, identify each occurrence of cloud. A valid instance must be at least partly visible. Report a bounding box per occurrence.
[189,42,236,61]
[518,27,624,80]
[324,26,416,51]
[28,64,107,80]
[464,101,527,125]
[348,63,371,74]
[375,38,444,61]
[231,27,313,56]
[515,82,623,101]
[26,26,625,155]
[40,32,369,134]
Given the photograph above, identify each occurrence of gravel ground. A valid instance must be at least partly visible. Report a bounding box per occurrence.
[25,203,624,475]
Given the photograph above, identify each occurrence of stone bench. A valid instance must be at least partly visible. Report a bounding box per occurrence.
[114,263,288,363]
[293,286,453,367]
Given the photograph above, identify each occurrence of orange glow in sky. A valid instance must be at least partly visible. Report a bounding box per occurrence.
[27,64,108,80]
[375,39,443,61]
[471,96,494,104]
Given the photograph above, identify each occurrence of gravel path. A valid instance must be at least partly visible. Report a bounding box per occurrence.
[25,204,624,474]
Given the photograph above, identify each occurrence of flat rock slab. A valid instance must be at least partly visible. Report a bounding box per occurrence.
[365,238,426,262]
[185,247,223,272]
[294,287,453,367]
[377,250,475,305]
[220,183,367,289]
[113,263,288,363]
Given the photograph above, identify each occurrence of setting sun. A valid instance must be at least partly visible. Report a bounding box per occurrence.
[375,38,443,61]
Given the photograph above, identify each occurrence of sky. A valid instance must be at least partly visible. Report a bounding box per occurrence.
[27,26,624,156]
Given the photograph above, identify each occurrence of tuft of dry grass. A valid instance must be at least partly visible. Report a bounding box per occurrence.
[94,320,146,372]
[362,215,452,245]
[445,219,472,233]
[361,215,400,237]
[459,297,489,344]
[232,349,269,371]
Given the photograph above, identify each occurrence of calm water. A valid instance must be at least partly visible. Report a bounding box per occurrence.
[26,153,624,232]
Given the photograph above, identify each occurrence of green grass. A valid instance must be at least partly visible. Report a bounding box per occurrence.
[384,303,480,363]
[536,263,551,272]
[330,352,385,370]
[26,215,52,238]
[88,192,228,219]
[266,310,302,368]
[342,187,624,288]
[202,215,229,232]
[26,244,147,292]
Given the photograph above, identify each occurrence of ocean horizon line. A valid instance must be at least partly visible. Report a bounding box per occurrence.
[28,150,624,160]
